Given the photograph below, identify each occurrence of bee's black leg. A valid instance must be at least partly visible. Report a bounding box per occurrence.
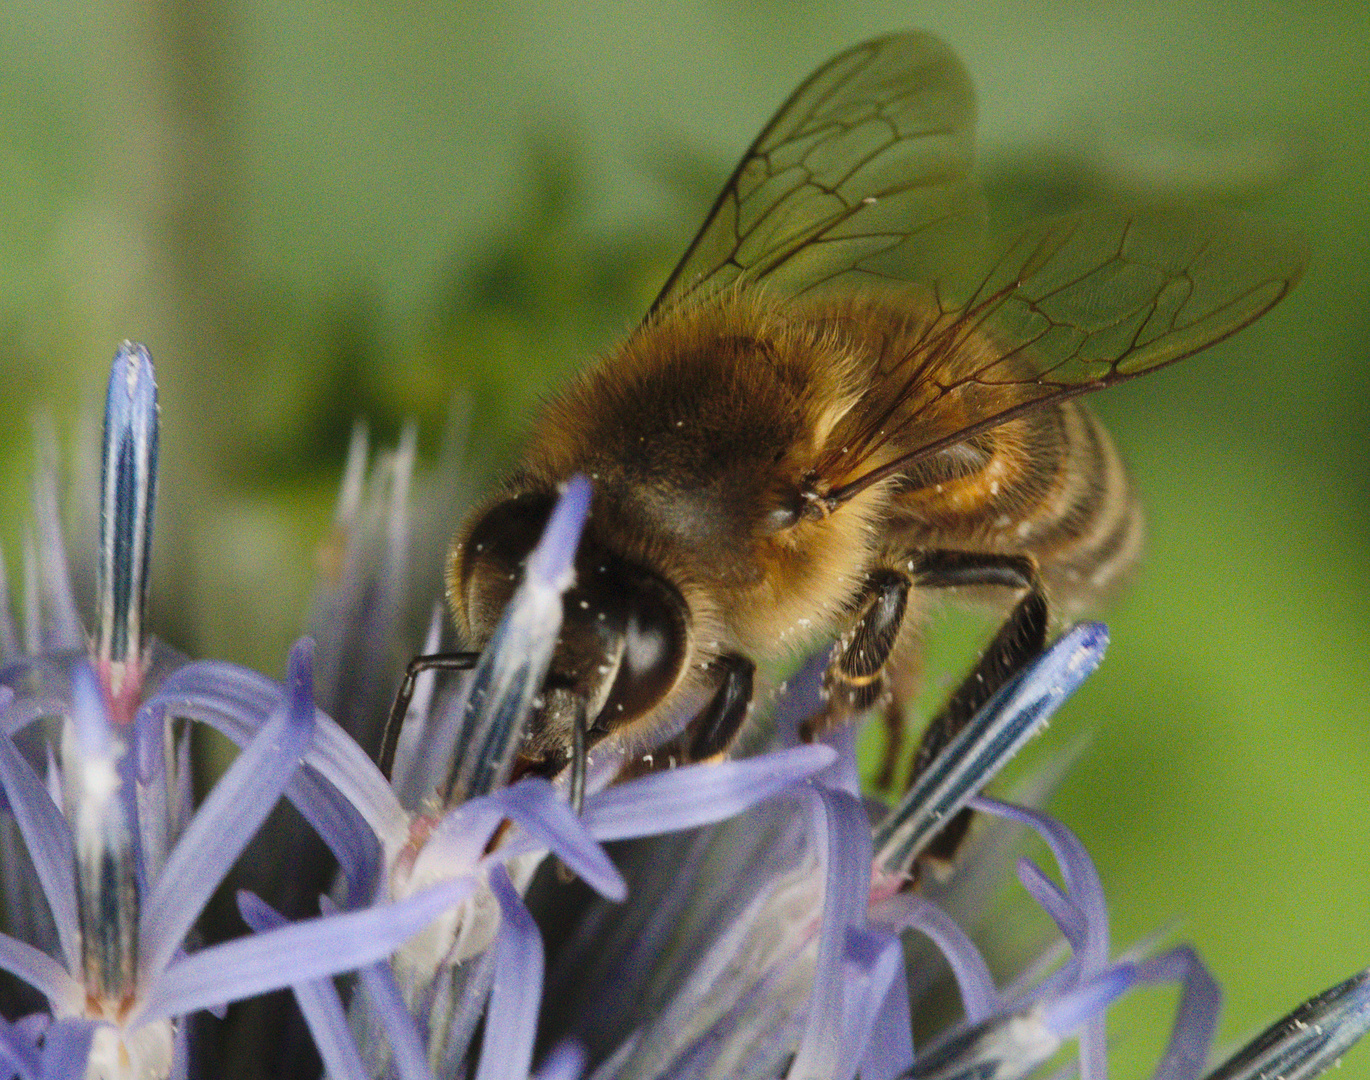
[907,550,1049,865]
[811,569,913,736]
[687,654,756,761]
[908,551,1047,770]
[569,697,588,814]
[378,651,480,780]
[874,695,907,792]
[616,655,755,778]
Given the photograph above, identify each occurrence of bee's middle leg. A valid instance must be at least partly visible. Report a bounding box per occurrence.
[808,550,1049,795]
[811,568,914,735]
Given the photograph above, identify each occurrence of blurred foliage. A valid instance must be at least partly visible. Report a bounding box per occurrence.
[1,3,1368,1077]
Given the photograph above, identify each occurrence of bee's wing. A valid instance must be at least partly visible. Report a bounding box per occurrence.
[817,207,1308,506]
[647,32,983,319]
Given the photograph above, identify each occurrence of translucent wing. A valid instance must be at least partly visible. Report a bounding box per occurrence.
[647,32,983,319]
[815,207,1308,507]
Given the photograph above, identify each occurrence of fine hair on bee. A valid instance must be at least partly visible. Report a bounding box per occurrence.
[378,31,1304,867]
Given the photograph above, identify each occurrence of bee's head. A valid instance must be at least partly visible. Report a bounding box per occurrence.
[449,488,691,767]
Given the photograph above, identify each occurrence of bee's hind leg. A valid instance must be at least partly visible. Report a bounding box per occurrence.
[806,549,1049,866]
[905,549,1049,867]
[907,551,1048,777]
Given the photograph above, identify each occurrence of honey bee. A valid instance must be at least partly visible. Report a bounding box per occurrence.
[379,33,1303,827]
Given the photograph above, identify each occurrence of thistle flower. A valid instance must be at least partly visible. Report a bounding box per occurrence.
[0,352,835,1078]
[0,344,1367,1080]
[0,347,512,1078]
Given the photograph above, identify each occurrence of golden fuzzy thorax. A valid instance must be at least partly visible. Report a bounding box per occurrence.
[499,295,893,663]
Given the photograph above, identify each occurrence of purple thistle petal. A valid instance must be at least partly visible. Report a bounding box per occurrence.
[1203,968,1370,1080]
[311,424,416,772]
[137,875,477,1023]
[876,623,1108,871]
[356,959,435,1080]
[238,894,370,1080]
[534,1041,587,1080]
[0,933,80,1008]
[448,477,591,804]
[161,696,381,903]
[0,702,79,969]
[139,640,318,983]
[578,744,837,842]
[36,1017,97,1080]
[132,699,164,788]
[1134,946,1220,1080]
[790,787,872,1080]
[1015,859,1087,952]
[0,1010,42,1080]
[975,796,1109,1080]
[475,867,544,1080]
[0,677,68,739]
[974,797,1108,973]
[29,432,83,654]
[817,720,862,797]
[841,927,908,1080]
[169,1018,189,1080]
[882,895,999,1023]
[483,779,625,901]
[771,652,827,747]
[66,663,112,761]
[415,797,511,878]
[152,658,277,724]
[525,474,591,591]
[134,702,170,889]
[860,951,915,1080]
[173,725,192,832]
[1037,961,1138,1044]
[152,657,407,847]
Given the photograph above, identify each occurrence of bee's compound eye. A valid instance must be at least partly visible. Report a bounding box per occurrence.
[457,491,559,626]
[600,569,689,725]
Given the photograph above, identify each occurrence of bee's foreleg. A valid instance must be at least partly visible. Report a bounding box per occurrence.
[686,653,756,760]
[378,650,481,780]
[568,697,589,814]
[907,549,1049,865]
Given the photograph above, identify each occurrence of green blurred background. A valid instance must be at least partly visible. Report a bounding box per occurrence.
[1,0,1367,1075]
